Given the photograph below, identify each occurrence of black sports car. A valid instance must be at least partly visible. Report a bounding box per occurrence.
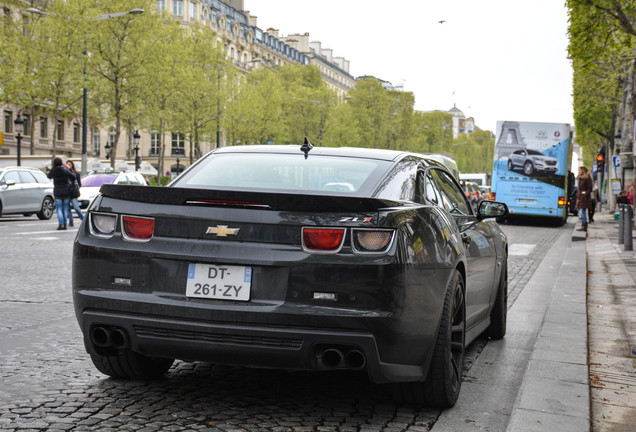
[72,144,508,408]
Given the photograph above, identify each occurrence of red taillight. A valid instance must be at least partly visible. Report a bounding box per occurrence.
[491,192,496,200]
[122,216,155,241]
[558,196,565,206]
[302,228,345,252]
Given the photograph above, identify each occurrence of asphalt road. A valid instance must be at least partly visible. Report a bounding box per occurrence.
[0,215,572,431]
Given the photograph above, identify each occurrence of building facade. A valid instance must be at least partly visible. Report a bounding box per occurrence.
[1,0,351,176]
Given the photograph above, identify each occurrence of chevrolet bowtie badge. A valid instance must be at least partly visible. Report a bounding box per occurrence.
[206,225,240,237]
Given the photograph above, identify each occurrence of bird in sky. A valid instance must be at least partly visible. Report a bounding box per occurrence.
[438,20,446,24]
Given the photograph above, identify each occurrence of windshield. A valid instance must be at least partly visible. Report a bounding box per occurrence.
[528,150,544,156]
[173,153,386,194]
[82,174,117,187]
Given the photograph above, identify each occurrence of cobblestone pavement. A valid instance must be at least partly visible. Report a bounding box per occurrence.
[0,217,567,431]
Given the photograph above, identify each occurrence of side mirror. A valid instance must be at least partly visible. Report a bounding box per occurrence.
[477,200,509,220]
[5,180,17,187]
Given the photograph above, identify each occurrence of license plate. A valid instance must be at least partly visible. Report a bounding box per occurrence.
[518,199,536,204]
[186,263,252,301]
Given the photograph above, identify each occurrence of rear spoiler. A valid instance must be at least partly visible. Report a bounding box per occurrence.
[99,184,401,212]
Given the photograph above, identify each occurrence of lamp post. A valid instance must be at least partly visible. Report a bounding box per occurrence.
[133,130,141,171]
[176,157,180,178]
[26,7,144,176]
[14,114,24,166]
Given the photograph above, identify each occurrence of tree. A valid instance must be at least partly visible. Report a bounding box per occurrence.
[87,0,160,169]
[172,25,228,163]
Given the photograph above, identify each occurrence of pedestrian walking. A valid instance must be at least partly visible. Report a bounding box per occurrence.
[47,157,76,230]
[576,166,593,232]
[65,160,84,227]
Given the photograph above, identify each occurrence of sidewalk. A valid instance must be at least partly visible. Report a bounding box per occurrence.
[506,213,636,431]
[586,213,636,431]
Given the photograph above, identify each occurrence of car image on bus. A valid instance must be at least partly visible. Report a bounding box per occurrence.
[491,120,572,224]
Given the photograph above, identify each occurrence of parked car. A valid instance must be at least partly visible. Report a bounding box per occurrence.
[0,166,54,220]
[507,149,558,175]
[78,171,147,209]
[72,145,509,408]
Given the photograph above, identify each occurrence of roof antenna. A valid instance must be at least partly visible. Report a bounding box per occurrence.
[300,137,313,159]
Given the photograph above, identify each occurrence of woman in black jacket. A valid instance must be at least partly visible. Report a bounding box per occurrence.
[47,157,76,230]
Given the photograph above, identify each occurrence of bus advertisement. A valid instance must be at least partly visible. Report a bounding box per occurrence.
[491,120,572,223]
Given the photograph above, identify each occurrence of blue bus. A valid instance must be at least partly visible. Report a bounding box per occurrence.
[491,121,572,223]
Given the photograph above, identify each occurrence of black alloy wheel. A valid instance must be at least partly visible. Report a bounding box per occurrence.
[487,257,507,339]
[391,270,466,408]
[90,350,174,380]
[507,159,514,170]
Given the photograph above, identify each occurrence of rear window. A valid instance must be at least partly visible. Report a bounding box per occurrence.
[173,153,387,194]
[82,174,117,187]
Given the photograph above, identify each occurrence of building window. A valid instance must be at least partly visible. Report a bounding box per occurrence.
[22,114,31,136]
[92,127,100,156]
[4,111,12,133]
[73,122,80,143]
[150,132,160,156]
[189,1,196,20]
[173,0,183,16]
[157,0,165,12]
[56,120,64,140]
[40,117,47,138]
[171,132,185,156]
[108,128,116,147]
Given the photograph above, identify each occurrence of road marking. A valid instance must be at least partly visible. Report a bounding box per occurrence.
[509,243,536,256]
[13,230,76,235]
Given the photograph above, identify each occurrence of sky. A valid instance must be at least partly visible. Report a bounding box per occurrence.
[243,0,574,133]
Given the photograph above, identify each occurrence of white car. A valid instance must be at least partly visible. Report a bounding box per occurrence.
[507,149,558,175]
[0,166,55,219]
[78,171,147,209]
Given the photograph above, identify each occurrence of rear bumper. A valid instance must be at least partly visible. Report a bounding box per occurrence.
[77,308,429,384]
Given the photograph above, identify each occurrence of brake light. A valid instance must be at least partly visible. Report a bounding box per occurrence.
[302,228,345,253]
[122,216,155,241]
[352,229,394,253]
[558,196,565,206]
[491,192,496,200]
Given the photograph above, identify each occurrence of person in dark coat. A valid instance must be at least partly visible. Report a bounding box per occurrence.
[576,166,594,232]
[47,157,75,230]
[65,160,84,227]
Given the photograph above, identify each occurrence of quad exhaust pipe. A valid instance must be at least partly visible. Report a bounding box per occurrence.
[316,346,366,370]
[90,325,130,349]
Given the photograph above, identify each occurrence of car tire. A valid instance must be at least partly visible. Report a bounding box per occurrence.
[37,197,54,220]
[523,161,534,175]
[507,159,513,170]
[487,257,507,339]
[90,350,174,379]
[391,270,465,408]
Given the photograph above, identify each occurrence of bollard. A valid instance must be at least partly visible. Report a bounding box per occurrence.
[618,204,625,244]
[625,205,633,251]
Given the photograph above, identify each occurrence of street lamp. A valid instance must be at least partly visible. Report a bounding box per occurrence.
[133,130,141,172]
[13,114,24,166]
[26,7,144,176]
[176,157,180,178]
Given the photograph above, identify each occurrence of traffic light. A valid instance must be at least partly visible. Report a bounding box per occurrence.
[596,146,606,171]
